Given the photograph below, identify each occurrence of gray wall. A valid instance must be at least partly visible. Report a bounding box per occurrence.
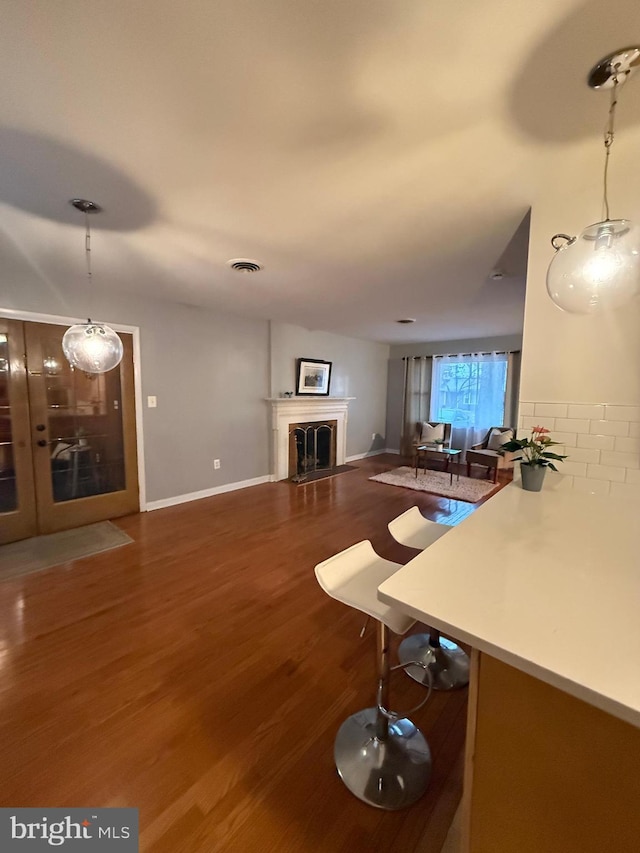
[385,334,523,452]
[0,252,270,503]
[270,322,390,456]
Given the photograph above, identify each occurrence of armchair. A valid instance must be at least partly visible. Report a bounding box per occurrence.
[465,426,515,483]
[413,421,452,450]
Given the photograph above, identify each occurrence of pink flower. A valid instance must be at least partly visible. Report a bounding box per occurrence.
[532,426,550,434]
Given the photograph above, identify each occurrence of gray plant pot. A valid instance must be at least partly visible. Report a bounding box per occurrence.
[520,464,546,492]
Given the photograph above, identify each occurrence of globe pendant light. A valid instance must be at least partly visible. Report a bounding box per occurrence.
[62,199,124,373]
[547,47,640,314]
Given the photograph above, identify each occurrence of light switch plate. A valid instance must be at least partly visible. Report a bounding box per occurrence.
[147,395,157,408]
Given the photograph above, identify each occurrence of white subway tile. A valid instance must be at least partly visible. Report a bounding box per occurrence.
[590,420,629,437]
[519,402,534,417]
[560,460,588,477]
[572,477,611,496]
[586,463,626,482]
[533,403,568,418]
[521,415,554,431]
[554,417,591,434]
[605,405,640,422]
[629,423,640,438]
[567,404,606,420]
[577,433,615,451]
[551,431,577,447]
[564,447,600,464]
[614,436,640,453]
[626,469,640,485]
[610,482,640,500]
[600,450,640,469]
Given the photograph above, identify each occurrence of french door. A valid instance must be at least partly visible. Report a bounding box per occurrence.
[0,318,139,545]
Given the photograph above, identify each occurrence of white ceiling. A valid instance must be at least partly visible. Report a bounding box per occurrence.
[1,0,639,343]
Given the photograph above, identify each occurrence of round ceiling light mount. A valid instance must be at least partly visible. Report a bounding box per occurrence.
[588,46,640,89]
[227,259,262,273]
[490,270,504,280]
[69,198,103,214]
[396,318,416,324]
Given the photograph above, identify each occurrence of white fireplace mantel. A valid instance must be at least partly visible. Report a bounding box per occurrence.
[266,397,355,481]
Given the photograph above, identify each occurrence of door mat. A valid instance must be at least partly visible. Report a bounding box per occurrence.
[0,521,133,581]
[369,466,500,503]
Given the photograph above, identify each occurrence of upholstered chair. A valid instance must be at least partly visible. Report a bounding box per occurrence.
[413,421,452,450]
[465,426,515,483]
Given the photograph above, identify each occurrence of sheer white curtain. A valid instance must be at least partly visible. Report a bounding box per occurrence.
[429,352,511,452]
[400,356,432,456]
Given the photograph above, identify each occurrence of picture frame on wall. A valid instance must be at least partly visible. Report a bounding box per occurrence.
[295,358,332,396]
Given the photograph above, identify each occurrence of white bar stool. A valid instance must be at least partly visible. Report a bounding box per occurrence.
[315,540,432,810]
[388,507,470,691]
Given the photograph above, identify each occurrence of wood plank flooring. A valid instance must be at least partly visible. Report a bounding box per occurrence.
[0,455,509,852]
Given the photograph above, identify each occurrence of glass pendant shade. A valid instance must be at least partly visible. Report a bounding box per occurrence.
[546,219,640,314]
[62,322,124,374]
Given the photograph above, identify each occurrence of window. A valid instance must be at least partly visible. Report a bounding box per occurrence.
[430,354,508,429]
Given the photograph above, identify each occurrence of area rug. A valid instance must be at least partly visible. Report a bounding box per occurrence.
[0,521,133,582]
[369,466,500,503]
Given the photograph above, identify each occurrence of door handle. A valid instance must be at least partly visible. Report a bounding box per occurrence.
[36,439,48,447]
[36,424,46,431]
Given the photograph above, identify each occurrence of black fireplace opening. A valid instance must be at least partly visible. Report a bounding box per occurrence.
[289,421,337,479]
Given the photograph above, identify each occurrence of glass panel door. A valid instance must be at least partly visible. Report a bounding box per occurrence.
[0,319,37,544]
[0,333,16,512]
[25,321,139,535]
[40,340,126,503]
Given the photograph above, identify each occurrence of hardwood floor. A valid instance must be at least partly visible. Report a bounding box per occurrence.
[0,455,509,852]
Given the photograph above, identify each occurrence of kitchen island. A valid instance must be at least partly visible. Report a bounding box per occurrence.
[378,478,640,853]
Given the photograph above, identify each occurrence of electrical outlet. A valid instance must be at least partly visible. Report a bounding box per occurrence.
[147,395,157,408]
[214,459,221,469]
[372,432,376,441]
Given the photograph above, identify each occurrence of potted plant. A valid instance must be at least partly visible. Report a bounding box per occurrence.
[500,426,567,492]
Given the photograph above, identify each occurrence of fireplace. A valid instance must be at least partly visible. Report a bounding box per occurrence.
[266,397,355,481]
[289,420,337,480]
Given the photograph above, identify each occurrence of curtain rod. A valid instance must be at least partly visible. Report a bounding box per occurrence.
[402,349,521,360]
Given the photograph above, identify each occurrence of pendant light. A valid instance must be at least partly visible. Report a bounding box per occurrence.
[62,199,123,373]
[547,47,640,314]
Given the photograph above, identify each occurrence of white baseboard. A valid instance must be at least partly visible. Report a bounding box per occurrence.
[144,475,271,511]
[346,448,397,462]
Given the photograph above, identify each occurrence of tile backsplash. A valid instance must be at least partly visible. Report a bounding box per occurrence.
[519,400,640,498]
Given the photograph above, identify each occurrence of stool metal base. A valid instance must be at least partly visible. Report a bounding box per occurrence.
[334,708,432,810]
[399,634,470,690]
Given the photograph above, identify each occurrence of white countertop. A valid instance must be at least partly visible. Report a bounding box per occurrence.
[378,479,640,728]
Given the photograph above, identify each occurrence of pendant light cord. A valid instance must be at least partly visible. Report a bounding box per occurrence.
[602,79,618,222]
[85,209,93,323]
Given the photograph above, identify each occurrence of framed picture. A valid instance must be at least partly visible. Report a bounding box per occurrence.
[296,358,332,396]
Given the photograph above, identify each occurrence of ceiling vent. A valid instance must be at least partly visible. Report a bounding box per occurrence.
[227,259,262,273]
